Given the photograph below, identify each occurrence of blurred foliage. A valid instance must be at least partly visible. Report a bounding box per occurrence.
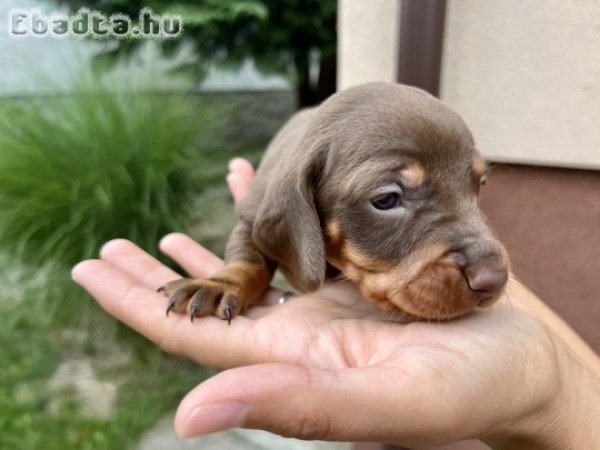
[0,69,214,448]
[0,72,218,268]
[0,256,205,450]
[0,67,275,448]
[59,0,338,107]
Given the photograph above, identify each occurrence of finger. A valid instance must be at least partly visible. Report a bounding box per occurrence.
[72,259,177,349]
[99,239,181,290]
[159,233,224,278]
[173,364,437,445]
[226,158,254,203]
[228,158,254,182]
[225,173,245,203]
[71,259,274,368]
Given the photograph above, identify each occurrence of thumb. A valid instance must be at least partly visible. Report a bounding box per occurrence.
[173,363,423,443]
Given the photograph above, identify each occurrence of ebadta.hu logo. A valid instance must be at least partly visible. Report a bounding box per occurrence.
[8,7,183,39]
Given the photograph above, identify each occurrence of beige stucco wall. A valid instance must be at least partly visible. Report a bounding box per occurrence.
[337,0,600,169]
[337,0,400,90]
[441,0,600,169]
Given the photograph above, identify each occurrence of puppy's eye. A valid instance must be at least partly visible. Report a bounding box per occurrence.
[371,193,401,210]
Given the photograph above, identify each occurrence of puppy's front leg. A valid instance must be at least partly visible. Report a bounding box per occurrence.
[159,221,274,323]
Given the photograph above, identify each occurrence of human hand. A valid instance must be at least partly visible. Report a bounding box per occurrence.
[72,158,600,449]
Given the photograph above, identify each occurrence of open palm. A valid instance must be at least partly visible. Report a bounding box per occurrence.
[73,232,559,448]
[72,159,567,448]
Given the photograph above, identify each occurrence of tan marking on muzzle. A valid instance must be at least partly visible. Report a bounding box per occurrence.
[325,220,395,274]
[325,219,456,316]
[355,243,449,304]
[396,257,476,319]
[325,221,343,246]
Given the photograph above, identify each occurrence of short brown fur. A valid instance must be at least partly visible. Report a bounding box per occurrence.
[160,82,509,321]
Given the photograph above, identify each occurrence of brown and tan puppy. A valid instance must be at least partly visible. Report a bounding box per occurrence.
[159,82,509,322]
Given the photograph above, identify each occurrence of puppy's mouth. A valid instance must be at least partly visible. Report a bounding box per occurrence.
[384,258,493,320]
[330,253,507,321]
[324,222,508,321]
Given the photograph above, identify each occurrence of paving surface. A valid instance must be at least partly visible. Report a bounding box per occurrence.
[135,413,352,450]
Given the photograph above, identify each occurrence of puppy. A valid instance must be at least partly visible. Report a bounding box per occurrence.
[159,82,509,322]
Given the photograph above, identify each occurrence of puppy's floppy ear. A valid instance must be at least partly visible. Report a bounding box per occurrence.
[252,160,325,292]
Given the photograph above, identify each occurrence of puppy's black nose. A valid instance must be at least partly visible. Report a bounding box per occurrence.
[464,265,508,304]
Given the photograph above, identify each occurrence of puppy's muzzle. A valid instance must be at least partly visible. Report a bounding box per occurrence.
[364,242,509,320]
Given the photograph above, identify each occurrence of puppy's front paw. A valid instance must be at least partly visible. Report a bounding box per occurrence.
[158,277,242,323]
[159,261,272,323]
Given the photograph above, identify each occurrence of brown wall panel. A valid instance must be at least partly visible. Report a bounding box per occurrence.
[481,164,600,353]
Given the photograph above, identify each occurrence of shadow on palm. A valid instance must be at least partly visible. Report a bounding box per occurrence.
[240,278,551,379]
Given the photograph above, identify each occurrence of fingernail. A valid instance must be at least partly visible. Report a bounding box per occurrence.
[158,232,182,250]
[228,158,244,171]
[71,260,98,282]
[71,262,84,281]
[179,402,248,438]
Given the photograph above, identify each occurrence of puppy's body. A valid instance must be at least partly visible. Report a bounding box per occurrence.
[161,83,509,321]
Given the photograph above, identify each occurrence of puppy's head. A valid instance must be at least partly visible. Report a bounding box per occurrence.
[254,82,509,320]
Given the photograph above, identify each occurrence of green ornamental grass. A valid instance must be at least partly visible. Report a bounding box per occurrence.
[0,72,221,449]
[0,76,211,267]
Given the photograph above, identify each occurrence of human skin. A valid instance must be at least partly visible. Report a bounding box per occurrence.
[72,158,600,449]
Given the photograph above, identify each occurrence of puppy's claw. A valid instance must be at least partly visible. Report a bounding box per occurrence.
[158,276,250,323]
[166,300,176,317]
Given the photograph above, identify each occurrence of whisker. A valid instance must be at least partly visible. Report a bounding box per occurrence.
[388,284,408,299]
[387,309,400,323]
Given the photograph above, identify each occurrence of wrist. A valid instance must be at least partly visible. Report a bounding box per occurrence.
[552,340,600,450]
[484,329,600,450]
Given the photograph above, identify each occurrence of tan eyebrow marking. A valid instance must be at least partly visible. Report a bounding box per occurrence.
[472,153,487,179]
[400,162,426,188]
